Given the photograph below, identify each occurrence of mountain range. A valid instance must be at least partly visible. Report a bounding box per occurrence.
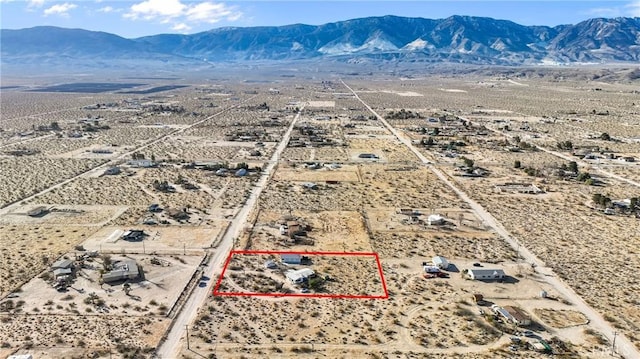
[2,15,640,67]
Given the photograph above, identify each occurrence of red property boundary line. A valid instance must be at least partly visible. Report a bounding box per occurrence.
[212,250,389,299]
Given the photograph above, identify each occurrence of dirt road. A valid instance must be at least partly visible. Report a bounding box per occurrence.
[0,96,255,213]
[343,80,639,358]
[155,106,305,359]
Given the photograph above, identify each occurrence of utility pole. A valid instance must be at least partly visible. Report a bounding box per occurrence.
[185,325,190,350]
[611,331,617,356]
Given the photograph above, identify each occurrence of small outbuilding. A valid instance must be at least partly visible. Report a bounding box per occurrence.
[432,256,450,270]
[504,306,532,326]
[51,259,74,270]
[128,159,155,168]
[281,254,302,265]
[427,214,445,226]
[301,182,318,190]
[53,268,73,280]
[358,153,379,159]
[122,229,145,241]
[104,167,121,175]
[27,206,49,217]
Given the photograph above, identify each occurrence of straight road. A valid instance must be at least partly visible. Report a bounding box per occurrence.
[0,97,255,213]
[342,80,639,358]
[155,106,305,359]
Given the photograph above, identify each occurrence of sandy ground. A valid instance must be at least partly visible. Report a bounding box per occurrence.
[3,76,640,358]
[217,253,385,297]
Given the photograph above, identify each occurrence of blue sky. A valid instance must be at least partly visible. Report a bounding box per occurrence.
[1,0,639,38]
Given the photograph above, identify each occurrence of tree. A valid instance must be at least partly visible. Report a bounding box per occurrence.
[568,161,579,173]
[600,132,612,141]
[557,141,573,150]
[50,122,61,131]
[592,193,611,208]
[577,172,591,182]
[514,160,522,169]
[424,137,435,146]
[101,254,112,271]
[461,157,474,168]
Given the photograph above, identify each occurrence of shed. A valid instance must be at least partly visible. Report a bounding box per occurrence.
[358,153,379,159]
[285,268,315,284]
[51,259,74,270]
[467,268,505,281]
[27,206,49,217]
[432,256,450,270]
[215,168,228,176]
[531,340,552,353]
[427,214,445,226]
[104,167,121,175]
[53,268,72,279]
[128,159,155,168]
[8,355,33,359]
[122,229,145,241]
[301,182,318,190]
[281,254,302,265]
[504,306,532,326]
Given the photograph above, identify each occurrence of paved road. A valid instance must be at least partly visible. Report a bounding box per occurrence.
[343,80,639,359]
[155,106,305,359]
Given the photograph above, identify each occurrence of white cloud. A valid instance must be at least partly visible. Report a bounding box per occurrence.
[584,1,640,19]
[43,2,77,17]
[186,2,241,23]
[172,23,192,32]
[28,0,46,8]
[97,6,115,13]
[626,0,640,17]
[124,0,186,21]
[124,0,242,32]
[586,7,623,17]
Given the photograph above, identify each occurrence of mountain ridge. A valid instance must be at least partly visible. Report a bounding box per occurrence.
[2,15,640,66]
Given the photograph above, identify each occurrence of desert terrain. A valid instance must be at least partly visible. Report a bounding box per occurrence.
[1,68,639,358]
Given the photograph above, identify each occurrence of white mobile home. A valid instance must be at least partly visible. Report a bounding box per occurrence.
[467,268,505,281]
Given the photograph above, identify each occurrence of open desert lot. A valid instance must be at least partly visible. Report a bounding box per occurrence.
[2,71,640,359]
[215,252,386,297]
[81,225,227,254]
[0,157,107,208]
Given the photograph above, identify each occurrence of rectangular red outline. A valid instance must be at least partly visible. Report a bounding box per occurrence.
[213,250,388,299]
